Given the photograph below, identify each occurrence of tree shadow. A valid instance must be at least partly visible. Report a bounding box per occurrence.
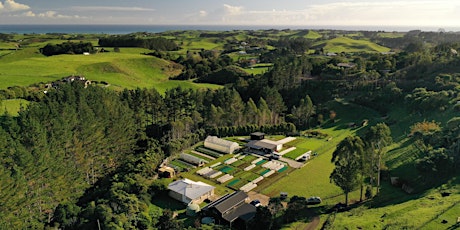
[151,194,186,211]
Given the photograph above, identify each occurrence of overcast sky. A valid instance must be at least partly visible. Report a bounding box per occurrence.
[1,0,460,28]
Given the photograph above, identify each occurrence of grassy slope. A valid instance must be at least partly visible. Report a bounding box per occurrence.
[261,99,382,202]
[314,103,460,229]
[0,47,222,93]
[314,36,391,53]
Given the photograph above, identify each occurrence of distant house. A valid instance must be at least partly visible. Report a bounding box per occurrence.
[203,191,256,227]
[204,136,240,154]
[168,178,215,205]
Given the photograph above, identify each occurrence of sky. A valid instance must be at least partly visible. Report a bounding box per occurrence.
[1,0,460,28]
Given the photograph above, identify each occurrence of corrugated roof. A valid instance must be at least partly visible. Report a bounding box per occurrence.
[168,179,214,201]
[207,191,248,214]
[246,140,279,150]
[222,203,256,222]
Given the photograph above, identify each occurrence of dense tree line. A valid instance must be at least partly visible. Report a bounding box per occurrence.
[0,83,137,228]
[40,41,94,56]
[98,35,178,51]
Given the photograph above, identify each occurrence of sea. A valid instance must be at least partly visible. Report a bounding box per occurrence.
[1,24,459,35]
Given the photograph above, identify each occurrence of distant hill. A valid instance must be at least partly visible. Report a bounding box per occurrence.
[313,36,391,53]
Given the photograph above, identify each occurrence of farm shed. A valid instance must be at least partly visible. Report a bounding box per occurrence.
[250,132,265,140]
[204,136,240,154]
[246,139,283,152]
[180,153,207,166]
[168,178,215,205]
[203,191,256,227]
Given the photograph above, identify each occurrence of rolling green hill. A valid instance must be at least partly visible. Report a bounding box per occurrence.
[314,36,391,53]
[0,47,222,92]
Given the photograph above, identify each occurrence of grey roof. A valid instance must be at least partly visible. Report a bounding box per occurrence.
[222,203,256,222]
[168,179,214,201]
[250,132,265,136]
[246,140,278,150]
[207,191,248,214]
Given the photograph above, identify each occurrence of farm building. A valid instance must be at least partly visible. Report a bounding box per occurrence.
[168,178,215,205]
[204,136,240,154]
[246,139,283,152]
[158,166,176,178]
[180,153,207,166]
[250,132,265,140]
[203,191,256,228]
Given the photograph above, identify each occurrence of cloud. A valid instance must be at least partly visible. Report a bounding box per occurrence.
[72,6,155,12]
[37,10,83,19]
[190,1,460,27]
[199,10,207,17]
[223,4,243,15]
[0,0,30,12]
[22,10,35,17]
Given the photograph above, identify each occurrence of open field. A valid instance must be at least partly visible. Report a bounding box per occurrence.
[0,47,222,92]
[314,36,391,53]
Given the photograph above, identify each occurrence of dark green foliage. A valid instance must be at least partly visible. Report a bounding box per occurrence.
[0,83,137,228]
[40,41,94,56]
[197,65,249,85]
[98,35,178,51]
[330,136,365,205]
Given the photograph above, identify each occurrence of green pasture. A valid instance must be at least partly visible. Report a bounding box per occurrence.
[329,187,460,229]
[0,99,30,116]
[314,36,391,53]
[0,47,222,93]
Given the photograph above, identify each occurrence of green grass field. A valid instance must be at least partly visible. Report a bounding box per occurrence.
[314,36,391,53]
[0,47,222,93]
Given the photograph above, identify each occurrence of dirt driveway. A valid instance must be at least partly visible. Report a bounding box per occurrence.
[247,191,270,206]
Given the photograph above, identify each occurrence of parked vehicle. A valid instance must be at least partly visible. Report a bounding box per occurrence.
[250,199,261,207]
[306,196,322,205]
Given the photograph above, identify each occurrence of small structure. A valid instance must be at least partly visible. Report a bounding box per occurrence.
[168,178,215,205]
[204,136,240,154]
[203,191,256,228]
[158,166,176,178]
[250,132,265,140]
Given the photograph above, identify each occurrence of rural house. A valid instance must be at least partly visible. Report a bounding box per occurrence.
[168,178,215,205]
[204,136,240,154]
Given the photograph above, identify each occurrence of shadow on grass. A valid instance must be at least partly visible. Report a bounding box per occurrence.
[151,193,186,211]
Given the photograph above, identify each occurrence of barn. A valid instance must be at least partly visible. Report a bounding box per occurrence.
[204,136,240,154]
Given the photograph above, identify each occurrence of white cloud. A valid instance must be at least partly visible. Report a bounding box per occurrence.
[72,6,155,12]
[223,4,243,15]
[37,10,81,19]
[22,10,34,17]
[0,0,30,12]
[199,10,207,17]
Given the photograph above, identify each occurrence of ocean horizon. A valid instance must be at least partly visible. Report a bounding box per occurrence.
[0,24,458,34]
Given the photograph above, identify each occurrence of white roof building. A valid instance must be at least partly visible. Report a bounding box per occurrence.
[168,178,215,204]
